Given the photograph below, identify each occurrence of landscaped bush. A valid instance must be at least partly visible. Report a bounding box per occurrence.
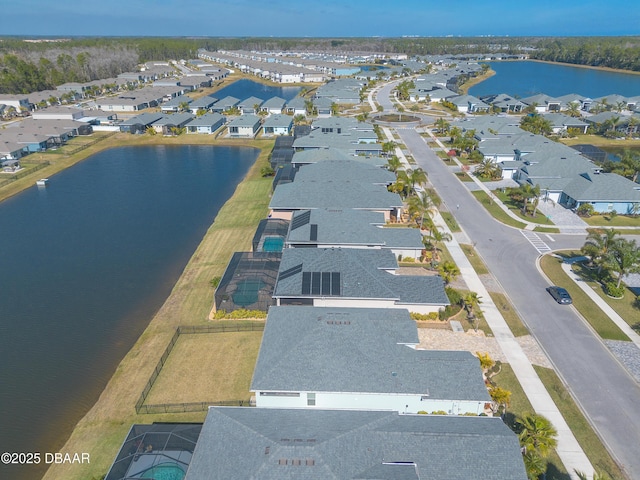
[431,410,448,415]
[410,312,439,321]
[438,304,462,320]
[445,286,462,305]
[213,309,267,319]
[604,282,625,298]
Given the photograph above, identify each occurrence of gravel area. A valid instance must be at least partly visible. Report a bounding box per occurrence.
[604,340,640,383]
[417,328,553,369]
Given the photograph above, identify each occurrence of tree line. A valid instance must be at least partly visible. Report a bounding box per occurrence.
[2,35,640,94]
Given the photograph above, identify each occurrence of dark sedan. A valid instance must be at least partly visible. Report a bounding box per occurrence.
[546,286,573,305]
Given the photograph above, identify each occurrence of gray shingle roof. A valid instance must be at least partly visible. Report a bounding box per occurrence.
[251,306,488,399]
[274,248,449,305]
[287,208,423,249]
[185,408,527,480]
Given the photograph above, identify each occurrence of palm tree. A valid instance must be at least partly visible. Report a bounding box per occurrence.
[407,168,428,193]
[523,451,547,480]
[438,261,460,285]
[564,101,581,117]
[605,238,640,289]
[382,141,397,155]
[574,469,614,480]
[474,158,501,180]
[435,117,450,135]
[408,190,437,230]
[619,150,640,183]
[517,413,558,458]
[385,155,402,173]
[293,114,306,125]
[390,170,410,199]
[463,292,482,319]
[581,229,619,277]
[517,183,541,216]
[488,386,511,415]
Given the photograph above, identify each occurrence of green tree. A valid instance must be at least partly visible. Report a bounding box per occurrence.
[488,386,511,415]
[605,238,640,289]
[438,261,460,285]
[517,413,558,458]
[523,451,547,480]
[574,469,614,480]
[474,158,501,180]
[407,167,428,193]
[382,141,397,155]
[581,228,619,276]
[385,155,402,173]
[434,117,450,135]
[520,113,553,136]
[517,183,541,216]
[408,190,437,230]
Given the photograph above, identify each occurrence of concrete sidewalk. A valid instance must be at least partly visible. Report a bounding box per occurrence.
[382,126,595,479]
[561,262,640,349]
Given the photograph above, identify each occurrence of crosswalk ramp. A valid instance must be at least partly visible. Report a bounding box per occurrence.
[520,230,553,254]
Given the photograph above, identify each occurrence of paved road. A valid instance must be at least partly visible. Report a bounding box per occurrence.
[396,127,640,479]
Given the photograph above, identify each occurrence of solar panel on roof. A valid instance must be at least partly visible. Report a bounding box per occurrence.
[321,272,331,295]
[331,272,341,295]
[291,210,311,230]
[309,224,318,241]
[279,263,303,281]
[301,272,311,295]
[311,272,321,295]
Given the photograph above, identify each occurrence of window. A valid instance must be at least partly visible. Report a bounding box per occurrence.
[307,393,316,406]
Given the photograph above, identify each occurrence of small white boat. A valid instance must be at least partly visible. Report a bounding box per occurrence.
[36,178,49,186]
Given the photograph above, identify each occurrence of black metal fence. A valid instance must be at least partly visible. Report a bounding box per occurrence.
[135,323,264,414]
[0,161,50,188]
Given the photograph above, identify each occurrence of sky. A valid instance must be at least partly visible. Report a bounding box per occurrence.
[1,0,639,38]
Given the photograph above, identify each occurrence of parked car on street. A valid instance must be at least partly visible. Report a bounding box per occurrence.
[546,286,572,305]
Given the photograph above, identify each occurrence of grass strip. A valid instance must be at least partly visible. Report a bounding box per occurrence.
[441,211,461,232]
[492,364,569,480]
[488,292,530,337]
[539,254,630,341]
[534,366,626,480]
[459,243,489,275]
[471,190,527,229]
[42,139,274,480]
[571,263,640,332]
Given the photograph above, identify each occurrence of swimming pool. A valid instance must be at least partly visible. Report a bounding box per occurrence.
[262,236,284,252]
[140,462,185,480]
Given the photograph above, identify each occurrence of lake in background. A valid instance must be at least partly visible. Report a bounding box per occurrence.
[469,60,640,98]
[0,145,257,480]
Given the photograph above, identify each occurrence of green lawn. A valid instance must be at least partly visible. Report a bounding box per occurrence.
[440,211,461,232]
[471,190,527,229]
[488,292,530,337]
[459,243,490,275]
[583,215,640,227]
[491,364,569,480]
[571,262,640,332]
[534,366,626,480]
[534,226,561,233]
[539,254,630,341]
[493,189,555,225]
[454,171,473,181]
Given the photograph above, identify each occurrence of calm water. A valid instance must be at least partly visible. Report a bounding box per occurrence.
[213,78,300,100]
[469,60,640,98]
[0,145,257,480]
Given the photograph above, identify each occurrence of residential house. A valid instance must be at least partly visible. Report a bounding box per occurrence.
[160,95,193,113]
[520,93,561,112]
[227,114,261,137]
[262,114,293,136]
[269,160,402,221]
[448,94,490,113]
[285,96,307,116]
[210,95,240,113]
[261,96,286,114]
[481,93,525,113]
[186,113,226,134]
[184,408,527,479]
[119,113,164,134]
[273,248,449,313]
[151,113,194,135]
[541,112,589,134]
[251,306,490,414]
[286,209,423,260]
[188,95,218,114]
[237,96,264,115]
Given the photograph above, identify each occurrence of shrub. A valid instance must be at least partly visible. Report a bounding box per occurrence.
[417,410,428,415]
[576,203,595,217]
[213,309,267,319]
[605,282,625,298]
[431,410,448,415]
[410,312,439,321]
[445,286,463,305]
